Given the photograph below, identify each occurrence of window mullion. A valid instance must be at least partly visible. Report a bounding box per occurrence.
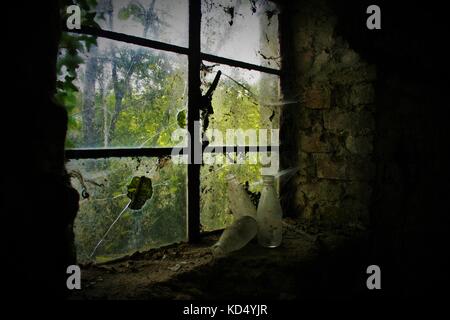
[62,26,190,56]
[187,0,202,242]
[65,147,185,159]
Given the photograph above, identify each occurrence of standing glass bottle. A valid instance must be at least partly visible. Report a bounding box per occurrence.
[257,175,282,248]
[226,174,257,219]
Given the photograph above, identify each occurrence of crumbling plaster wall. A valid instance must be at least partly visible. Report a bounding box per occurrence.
[280,0,376,231]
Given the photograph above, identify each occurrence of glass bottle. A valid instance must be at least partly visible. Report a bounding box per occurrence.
[257,175,282,248]
[226,174,257,219]
[211,216,258,257]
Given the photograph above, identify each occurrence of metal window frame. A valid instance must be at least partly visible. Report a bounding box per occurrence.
[64,0,281,242]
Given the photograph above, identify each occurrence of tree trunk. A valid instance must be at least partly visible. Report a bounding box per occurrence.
[108,52,143,144]
[82,45,98,147]
[108,50,124,144]
[97,64,109,147]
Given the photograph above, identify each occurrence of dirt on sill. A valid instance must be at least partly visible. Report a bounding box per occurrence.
[69,219,368,300]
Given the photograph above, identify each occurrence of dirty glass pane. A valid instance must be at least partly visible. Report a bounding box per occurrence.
[200,62,280,146]
[202,0,280,68]
[58,36,188,149]
[201,153,264,231]
[67,157,187,263]
[90,0,189,47]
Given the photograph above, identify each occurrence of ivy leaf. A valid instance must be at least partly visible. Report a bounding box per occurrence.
[177,109,187,128]
[80,35,97,51]
[127,176,153,210]
[57,53,84,73]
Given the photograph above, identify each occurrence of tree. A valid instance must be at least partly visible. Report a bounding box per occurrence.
[81,44,98,146]
[57,0,279,262]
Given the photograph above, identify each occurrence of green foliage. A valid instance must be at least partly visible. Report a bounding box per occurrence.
[127,176,153,210]
[201,160,263,232]
[118,3,143,22]
[177,109,187,128]
[70,157,187,263]
[199,71,279,231]
[55,1,99,139]
[57,1,279,262]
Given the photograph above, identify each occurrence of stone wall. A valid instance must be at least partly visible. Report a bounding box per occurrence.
[280,0,376,231]
[279,0,449,294]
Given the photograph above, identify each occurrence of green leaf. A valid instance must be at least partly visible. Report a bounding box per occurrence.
[177,109,187,128]
[127,176,153,210]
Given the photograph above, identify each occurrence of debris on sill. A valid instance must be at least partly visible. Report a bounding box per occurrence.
[69,220,323,300]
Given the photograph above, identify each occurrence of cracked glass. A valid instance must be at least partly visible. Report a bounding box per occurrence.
[58,36,188,149]
[92,0,189,47]
[202,0,280,68]
[67,157,187,263]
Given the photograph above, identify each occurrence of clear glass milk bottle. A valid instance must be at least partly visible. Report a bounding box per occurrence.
[226,174,257,219]
[257,175,282,248]
[211,216,258,257]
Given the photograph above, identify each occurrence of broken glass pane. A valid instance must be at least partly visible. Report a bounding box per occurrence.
[200,62,280,146]
[202,0,280,68]
[67,157,187,263]
[58,36,188,149]
[91,0,189,47]
[201,153,263,231]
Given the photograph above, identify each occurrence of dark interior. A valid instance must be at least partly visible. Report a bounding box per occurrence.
[3,0,448,300]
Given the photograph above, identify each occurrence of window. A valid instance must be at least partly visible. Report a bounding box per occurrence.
[58,0,281,263]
